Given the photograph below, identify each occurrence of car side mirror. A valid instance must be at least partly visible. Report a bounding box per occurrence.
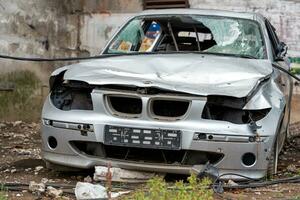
[275,42,288,61]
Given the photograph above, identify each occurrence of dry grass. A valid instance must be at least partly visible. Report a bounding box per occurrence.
[0,70,45,122]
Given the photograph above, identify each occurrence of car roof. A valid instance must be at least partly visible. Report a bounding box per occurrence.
[138,9,264,21]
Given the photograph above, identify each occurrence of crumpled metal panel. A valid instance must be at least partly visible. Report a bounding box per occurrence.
[61,53,273,98]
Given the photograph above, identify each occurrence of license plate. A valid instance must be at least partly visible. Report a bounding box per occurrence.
[104,125,181,150]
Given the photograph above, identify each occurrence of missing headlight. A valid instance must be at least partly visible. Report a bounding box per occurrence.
[50,81,93,111]
[202,96,271,124]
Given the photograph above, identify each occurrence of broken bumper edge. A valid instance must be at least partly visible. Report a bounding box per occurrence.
[42,150,266,180]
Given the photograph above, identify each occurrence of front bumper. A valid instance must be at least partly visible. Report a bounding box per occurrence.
[41,93,284,179]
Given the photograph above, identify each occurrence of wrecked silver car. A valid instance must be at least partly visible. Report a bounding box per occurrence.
[41,9,292,179]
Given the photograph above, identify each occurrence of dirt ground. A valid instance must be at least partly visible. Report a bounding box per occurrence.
[0,96,300,200]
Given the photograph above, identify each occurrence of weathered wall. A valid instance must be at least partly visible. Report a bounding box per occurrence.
[0,0,140,83]
[0,0,83,83]
[80,13,134,55]
[77,0,141,54]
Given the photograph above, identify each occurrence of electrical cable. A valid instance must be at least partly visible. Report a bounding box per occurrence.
[272,63,300,82]
[215,173,262,181]
[0,53,299,83]
[223,175,300,189]
[1,182,75,188]
[0,182,76,194]
[0,54,121,62]
[211,173,260,193]
[211,173,300,193]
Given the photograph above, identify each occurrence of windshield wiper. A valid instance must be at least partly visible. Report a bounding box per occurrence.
[187,51,257,59]
[237,54,257,59]
[104,51,258,60]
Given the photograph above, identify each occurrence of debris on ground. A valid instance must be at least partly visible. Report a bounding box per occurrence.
[287,164,298,173]
[46,186,63,198]
[75,182,108,200]
[0,120,300,199]
[94,166,157,183]
[83,175,93,183]
[227,179,239,186]
[111,191,131,198]
[29,181,46,194]
[13,121,22,127]
[35,166,44,172]
[41,177,49,184]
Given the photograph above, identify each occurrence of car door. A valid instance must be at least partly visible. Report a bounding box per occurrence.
[265,19,292,149]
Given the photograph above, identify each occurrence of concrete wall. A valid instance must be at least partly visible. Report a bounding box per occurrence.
[80,13,133,55]
[0,0,82,83]
[0,0,139,83]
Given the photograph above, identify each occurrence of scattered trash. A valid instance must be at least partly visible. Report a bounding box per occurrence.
[29,181,45,194]
[41,178,49,184]
[13,121,22,127]
[227,179,239,186]
[25,168,32,172]
[75,182,108,200]
[255,191,261,195]
[35,166,44,172]
[94,166,156,183]
[46,186,63,198]
[0,123,6,128]
[111,191,131,198]
[83,175,93,183]
[287,164,298,173]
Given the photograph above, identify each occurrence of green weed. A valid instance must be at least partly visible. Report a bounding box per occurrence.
[0,184,8,200]
[124,173,213,200]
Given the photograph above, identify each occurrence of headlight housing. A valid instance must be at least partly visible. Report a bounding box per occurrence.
[202,95,271,124]
[50,80,93,111]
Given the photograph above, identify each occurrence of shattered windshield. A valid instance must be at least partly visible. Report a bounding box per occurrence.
[105,15,266,59]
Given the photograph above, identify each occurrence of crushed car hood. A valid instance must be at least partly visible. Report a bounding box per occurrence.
[62,54,273,98]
